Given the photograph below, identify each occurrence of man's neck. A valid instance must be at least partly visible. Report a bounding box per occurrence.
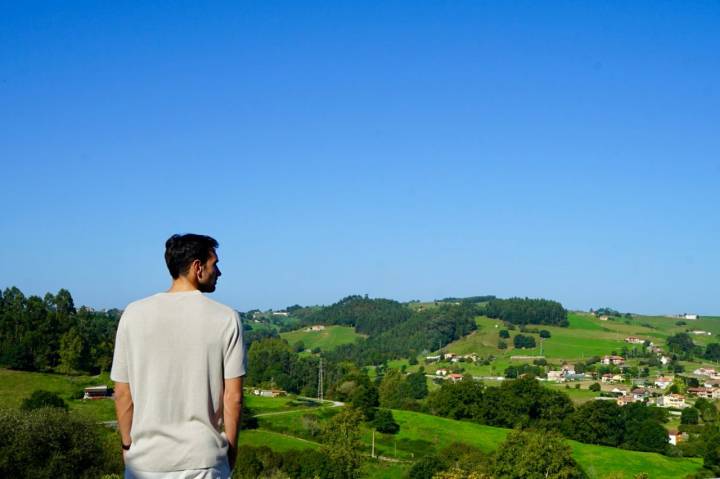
[167,276,199,293]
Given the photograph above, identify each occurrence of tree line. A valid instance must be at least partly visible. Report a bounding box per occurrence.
[484,297,569,327]
[0,287,118,374]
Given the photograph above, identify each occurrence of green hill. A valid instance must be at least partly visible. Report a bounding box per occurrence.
[254,402,703,479]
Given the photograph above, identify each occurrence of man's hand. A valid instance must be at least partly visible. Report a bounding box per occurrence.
[223,377,243,471]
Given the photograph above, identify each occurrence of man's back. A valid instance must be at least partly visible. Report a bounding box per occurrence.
[111,290,245,472]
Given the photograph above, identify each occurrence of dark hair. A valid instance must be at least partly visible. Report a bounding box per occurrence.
[164,234,219,279]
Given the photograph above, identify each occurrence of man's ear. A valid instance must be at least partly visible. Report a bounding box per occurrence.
[191,258,203,277]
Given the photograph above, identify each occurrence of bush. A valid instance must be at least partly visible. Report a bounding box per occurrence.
[20,390,68,411]
[539,330,551,339]
[589,383,601,392]
[499,329,510,339]
[498,340,508,350]
[513,334,536,349]
[0,407,120,478]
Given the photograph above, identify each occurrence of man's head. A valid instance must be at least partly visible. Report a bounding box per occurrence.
[164,234,221,293]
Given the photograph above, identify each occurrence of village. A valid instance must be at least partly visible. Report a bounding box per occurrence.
[424,333,720,417]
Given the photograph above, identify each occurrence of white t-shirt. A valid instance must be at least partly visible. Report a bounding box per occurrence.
[111,290,246,472]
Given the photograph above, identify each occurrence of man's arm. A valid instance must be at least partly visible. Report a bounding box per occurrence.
[114,381,134,459]
[223,377,243,470]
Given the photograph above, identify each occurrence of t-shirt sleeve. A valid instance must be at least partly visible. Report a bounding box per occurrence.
[223,311,246,378]
[110,312,129,383]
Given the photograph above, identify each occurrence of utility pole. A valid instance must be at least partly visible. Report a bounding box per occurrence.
[372,430,376,458]
[317,357,324,403]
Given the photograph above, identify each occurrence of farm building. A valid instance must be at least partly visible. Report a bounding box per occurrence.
[252,389,287,398]
[84,385,112,400]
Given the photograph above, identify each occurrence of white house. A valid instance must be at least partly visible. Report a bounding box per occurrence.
[654,376,674,389]
[687,387,713,399]
[547,371,565,382]
[656,394,687,409]
[660,356,671,366]
[435,368,449,376]
[693,368,717,377]
[601,355,625,366]
[625,336,644,344]
[684,314,699,320]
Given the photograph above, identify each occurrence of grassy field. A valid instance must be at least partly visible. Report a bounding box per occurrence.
[238,429,320,451]
[280,325,364,351]
[0,368,117,421]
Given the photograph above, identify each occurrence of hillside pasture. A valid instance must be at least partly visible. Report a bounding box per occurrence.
[0,368,116,422]
[280,325,364,352]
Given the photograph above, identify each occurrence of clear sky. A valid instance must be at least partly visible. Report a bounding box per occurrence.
[1,1,719,314]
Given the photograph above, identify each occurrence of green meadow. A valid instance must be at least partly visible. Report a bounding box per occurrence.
[0,368,116,422]
[280,325,364,351]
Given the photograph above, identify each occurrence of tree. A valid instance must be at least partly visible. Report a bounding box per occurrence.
[57,328,85,374]
[491,430,586,478]
[499,329,510,339]
[539,330,551,338]
[695,398,718,423]
[321,407,364,479]
[624,419,669,453]
[588,382,601,392]
[497,340,507,350]
[706,343,720,362]
[20,390,67,411]
[681,407,700,425]
[704,426,720,474]
[666,333,696,355]
[564,400,625,446]
[371,408,400,434]
[406,369,429,399]
[350,384,379,421]
[378,369,408,408]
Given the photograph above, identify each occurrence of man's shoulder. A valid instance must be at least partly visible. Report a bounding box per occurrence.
[122,293,162,314]
[198,295,238,319]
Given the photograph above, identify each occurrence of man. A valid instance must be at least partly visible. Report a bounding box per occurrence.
[111,234,245,479]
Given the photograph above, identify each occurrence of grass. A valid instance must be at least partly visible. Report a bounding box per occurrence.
[238,429,320,451]
[280,325,364,351]
[0,368,117,421]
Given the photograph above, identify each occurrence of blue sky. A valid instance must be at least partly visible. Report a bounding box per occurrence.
[1,1,718,314]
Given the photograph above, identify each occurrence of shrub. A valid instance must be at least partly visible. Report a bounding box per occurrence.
[0,407,119,478]
[20,390,68,411]
[589,383,601,392]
